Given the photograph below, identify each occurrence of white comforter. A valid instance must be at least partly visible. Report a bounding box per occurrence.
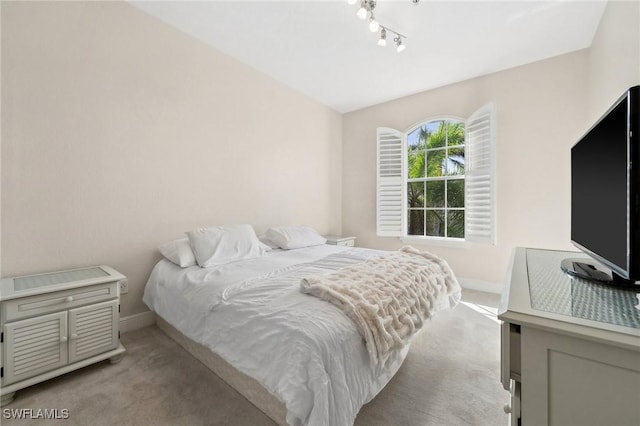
[143,245,460,426]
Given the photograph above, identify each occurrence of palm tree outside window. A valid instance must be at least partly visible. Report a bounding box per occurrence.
[407,119,465,238]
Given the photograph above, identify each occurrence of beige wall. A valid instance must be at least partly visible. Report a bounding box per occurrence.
[343,51,590,286]
[588,0,640,121]
[1,2,342,316]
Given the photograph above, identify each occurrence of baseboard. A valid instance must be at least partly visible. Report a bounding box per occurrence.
[458,277,502,294]
[120,310,156,334]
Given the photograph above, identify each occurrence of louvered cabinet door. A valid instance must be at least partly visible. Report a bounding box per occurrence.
[68,300,118,364]
[3,311,68,385]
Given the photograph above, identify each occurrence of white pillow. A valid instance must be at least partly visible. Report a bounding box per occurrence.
[158,238,197,268]
[186,224,266,267]
[265,226,327,250]
[258,234,279,250]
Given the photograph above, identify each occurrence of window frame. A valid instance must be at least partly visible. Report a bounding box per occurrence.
[404,116,467,242]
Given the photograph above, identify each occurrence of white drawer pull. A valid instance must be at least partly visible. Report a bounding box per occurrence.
[65,296,74,303]
[70,333,78,340]
[60,336,68,343]
[503,403,512,414]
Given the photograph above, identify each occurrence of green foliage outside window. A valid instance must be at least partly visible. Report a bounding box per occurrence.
[407,120,465,238]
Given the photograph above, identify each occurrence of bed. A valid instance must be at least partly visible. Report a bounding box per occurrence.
[143,239,461,426]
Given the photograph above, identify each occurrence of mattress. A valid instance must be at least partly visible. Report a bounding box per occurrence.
[143,245,460,425]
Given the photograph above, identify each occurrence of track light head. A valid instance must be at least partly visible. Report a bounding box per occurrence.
[394,35,406,52]
[369,16,380,32]
[378,28,387,46]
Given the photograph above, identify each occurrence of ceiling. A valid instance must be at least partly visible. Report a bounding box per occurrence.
[131,1,607,113]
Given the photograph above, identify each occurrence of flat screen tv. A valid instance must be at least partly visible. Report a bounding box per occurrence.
[562,85,640,287]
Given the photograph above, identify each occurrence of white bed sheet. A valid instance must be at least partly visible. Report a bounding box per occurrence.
[143,245,460,426]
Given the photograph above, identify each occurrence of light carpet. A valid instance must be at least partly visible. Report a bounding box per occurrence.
[2,289,508,425]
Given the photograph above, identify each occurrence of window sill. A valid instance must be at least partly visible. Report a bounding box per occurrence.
[400,236,471,249]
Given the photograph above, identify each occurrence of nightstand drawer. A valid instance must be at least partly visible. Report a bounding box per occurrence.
[4,282,118,322]
[337,239,354,247]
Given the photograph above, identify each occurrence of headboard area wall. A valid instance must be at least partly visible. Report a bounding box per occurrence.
[1,2,343,317]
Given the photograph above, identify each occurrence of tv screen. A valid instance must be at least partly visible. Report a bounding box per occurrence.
[569,85,639,285]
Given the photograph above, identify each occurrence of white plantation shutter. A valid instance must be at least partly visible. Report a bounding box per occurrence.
[377,127,405,236]
[465,103,496,244]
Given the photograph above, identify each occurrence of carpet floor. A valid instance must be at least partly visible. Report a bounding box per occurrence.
[2,289,508,425]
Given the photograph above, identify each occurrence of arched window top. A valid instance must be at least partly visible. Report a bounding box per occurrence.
[406,116,466,137]
[407,119,466,178]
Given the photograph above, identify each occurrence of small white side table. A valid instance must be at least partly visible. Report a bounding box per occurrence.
[324,235,356,247]
[0,266,127,405]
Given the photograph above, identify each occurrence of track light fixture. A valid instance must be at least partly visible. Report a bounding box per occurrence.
[348,0,409,52]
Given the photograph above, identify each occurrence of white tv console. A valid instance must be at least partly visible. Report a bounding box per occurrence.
[0,266,126,405]
[499,248,640,426]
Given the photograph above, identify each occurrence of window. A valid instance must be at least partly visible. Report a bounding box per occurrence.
[407,120,465,238]
[376,103,496,244]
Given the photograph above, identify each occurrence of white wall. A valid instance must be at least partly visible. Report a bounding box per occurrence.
[1,2,342,316]
[588,0,640,121]
[342,51,590,286]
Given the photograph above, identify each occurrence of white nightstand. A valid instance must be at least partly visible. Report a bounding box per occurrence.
[0,266,127,405]
[324,235,356,247]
